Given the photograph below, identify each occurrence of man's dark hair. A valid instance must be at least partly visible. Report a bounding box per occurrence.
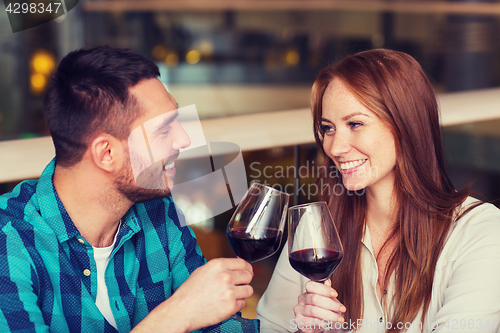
[44,45,160,167]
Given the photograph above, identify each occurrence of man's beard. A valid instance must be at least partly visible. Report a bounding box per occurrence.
[114,150,172,203]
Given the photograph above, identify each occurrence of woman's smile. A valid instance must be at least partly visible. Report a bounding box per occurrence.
[321,77,397,193]
[338,158,367,174]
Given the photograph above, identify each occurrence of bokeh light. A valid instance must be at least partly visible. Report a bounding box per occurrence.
[186,49,201,64]
[285,50,300,67]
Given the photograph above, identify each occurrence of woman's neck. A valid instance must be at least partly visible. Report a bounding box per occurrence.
[365,181,397,232]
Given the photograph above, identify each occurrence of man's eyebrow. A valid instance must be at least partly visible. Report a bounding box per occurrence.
[342,112,369,121]
[153,110,179,134]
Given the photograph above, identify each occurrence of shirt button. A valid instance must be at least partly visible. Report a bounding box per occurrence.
[77,238,85,244]
[379,317,383,323]
[83,269,91,276]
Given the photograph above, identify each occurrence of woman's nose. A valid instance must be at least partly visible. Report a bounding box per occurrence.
[326,132,351,158]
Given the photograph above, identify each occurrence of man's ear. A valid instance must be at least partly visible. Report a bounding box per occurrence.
[89,135,124,173]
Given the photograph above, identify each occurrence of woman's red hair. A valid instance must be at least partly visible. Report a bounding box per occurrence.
[312,49,470,332]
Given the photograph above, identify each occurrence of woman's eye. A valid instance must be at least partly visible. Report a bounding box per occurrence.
[320,124,334,135]
[348,121,362,129]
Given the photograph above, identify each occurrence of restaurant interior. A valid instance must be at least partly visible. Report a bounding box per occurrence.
[1,0,500,318]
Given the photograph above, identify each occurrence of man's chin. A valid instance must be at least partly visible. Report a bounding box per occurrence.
[164,172,175,191]
[116,157,178,203]
[115,174,172,204]
[120,186,171,204]
[126,173,174,203]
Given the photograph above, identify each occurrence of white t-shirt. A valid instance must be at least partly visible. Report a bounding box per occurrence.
[93,228,120,330]
[256,197,500,333]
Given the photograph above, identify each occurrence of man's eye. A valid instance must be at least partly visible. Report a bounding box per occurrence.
[159,127,171,135]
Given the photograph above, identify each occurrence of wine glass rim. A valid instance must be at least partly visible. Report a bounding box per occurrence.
[249,181,290,197]
[288,201,328,210]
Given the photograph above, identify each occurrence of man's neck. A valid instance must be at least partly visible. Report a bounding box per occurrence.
[53,164,133,247]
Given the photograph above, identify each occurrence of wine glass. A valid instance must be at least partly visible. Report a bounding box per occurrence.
[226,182,290,263]
[288,201,343,281]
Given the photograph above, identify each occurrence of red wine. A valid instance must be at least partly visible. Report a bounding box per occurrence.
[289,248,343,281]
[227,227,282,263]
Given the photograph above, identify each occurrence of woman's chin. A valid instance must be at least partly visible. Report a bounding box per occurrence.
[342,181,366,193]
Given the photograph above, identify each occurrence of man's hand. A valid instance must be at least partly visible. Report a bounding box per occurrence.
[131,257,254,333]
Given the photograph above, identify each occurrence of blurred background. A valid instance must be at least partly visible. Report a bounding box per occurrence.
[1,0,500,318]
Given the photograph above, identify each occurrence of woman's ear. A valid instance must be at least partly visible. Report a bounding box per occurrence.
[89,135,124,173]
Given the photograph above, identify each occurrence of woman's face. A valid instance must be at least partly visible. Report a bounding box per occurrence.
[321,78,397,194]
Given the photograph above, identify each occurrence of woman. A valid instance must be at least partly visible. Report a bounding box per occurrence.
[256,49,500,333]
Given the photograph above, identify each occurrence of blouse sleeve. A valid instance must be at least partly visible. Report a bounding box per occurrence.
[430,201,500,333]
[256,240,309,333]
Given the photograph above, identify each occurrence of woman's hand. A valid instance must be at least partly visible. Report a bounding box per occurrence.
[293,279,346,333]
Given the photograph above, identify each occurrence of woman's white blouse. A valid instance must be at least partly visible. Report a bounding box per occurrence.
[256,197,500,332]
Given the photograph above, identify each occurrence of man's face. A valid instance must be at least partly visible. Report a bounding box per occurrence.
[115,78,191,203]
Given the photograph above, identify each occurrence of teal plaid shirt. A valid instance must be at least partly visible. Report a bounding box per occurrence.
[0,159,259,332]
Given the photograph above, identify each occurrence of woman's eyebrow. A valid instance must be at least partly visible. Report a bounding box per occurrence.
[342,112,369,121]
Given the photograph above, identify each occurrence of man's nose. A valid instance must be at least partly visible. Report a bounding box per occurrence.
[171,120,191,150]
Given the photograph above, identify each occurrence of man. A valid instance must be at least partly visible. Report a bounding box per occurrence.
[0,46,259,332]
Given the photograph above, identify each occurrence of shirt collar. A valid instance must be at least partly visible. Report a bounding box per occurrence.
[121,207,141,233]
[36,158,80,243]
[361,223,375,255]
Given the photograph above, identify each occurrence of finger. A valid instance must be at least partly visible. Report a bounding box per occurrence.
[305,280,337,297]
[330,296,346,313]
[300,304,344,323]
[220,258,253,273]
[233,284,254,299]
[228,268,253,285]
[235,299,246,311]
[303,293,346,313]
